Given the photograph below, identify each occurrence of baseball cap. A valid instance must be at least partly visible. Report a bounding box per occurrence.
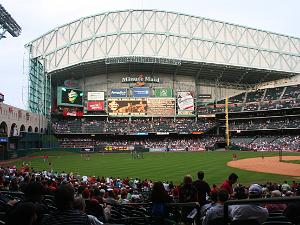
[249,184,262,195]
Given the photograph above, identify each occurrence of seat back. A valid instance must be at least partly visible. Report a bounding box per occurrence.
[231,219,260,225]
[210,217,226,225]
[263,222,294,225]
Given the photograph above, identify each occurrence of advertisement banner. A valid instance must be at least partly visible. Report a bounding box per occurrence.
[149,148,167,152]
[177,91,194,115]
[110,89,127,97]
[107,98,147,115]
[64,79,80,88]
[147,98,175,117]
[134,133,148,135]
[156,132,170,135]
[155,88,173,97]
[80,148,95,152]
[87,92,105,101]
[177,110,195,115]
[0,137,8,142]
[104,145,134,151]
[132,87,150,97]
[87,101,105,111]
[57,87,83,107]
[62,108,84,117]
[198,94,212,99]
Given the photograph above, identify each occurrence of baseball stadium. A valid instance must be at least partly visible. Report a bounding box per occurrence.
[1,7,300,225]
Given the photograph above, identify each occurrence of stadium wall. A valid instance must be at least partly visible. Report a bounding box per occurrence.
[0,102,48,137]
[197,83,244,102]
[257,75,300,89]
[54,73,243,102]
[77,73,195,93]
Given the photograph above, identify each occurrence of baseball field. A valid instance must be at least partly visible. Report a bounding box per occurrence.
[4,150,300,185]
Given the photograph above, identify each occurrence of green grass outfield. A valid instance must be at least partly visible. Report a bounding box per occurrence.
[10,150,300,185]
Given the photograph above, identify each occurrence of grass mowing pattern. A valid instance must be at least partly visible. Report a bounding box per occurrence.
[11,150,300,185]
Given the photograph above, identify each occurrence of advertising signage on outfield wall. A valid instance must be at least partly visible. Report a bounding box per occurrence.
[132,87,150,97]
[107,98,147,116]
[87,101,105,111]
[154,88,173,97]
[103,145,134,151]
[57,87,83,107]
[110,89,127,97]
[87,92,105,101]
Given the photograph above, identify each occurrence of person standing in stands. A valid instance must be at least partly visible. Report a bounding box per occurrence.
[179,175,198,203]
[150,181,173,218]
[220,173,238,196]
[193,171,211,207]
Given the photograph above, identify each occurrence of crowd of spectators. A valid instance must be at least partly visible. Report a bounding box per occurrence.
[229,117,300,131]
[0,166,300,225]
[231,135,300,151]
[198,84,300,114]
[52,118,217,134]
[58,136,223,151]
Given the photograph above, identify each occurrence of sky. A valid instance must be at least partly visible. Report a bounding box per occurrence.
[0,0,299,109]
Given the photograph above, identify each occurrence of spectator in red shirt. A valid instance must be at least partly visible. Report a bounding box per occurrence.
[211,184,219,194]
[220,173,238,195]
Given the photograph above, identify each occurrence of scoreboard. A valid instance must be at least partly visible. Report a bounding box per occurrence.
[107,98,175,116]
[147,98,175,116]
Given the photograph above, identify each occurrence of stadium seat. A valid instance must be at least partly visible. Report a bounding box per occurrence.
[230,219,260,225]
[269,212,284,217]
[267,216,288,222]
[263,222,294,225]
[210,217,226,225]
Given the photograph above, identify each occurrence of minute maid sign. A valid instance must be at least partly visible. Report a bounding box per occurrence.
[121,73,160,86]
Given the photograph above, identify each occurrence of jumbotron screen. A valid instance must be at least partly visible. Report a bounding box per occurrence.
[57,87,83,107]
[108,98,147,116]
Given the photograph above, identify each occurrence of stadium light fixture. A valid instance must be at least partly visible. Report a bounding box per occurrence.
[0,4,21,40]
